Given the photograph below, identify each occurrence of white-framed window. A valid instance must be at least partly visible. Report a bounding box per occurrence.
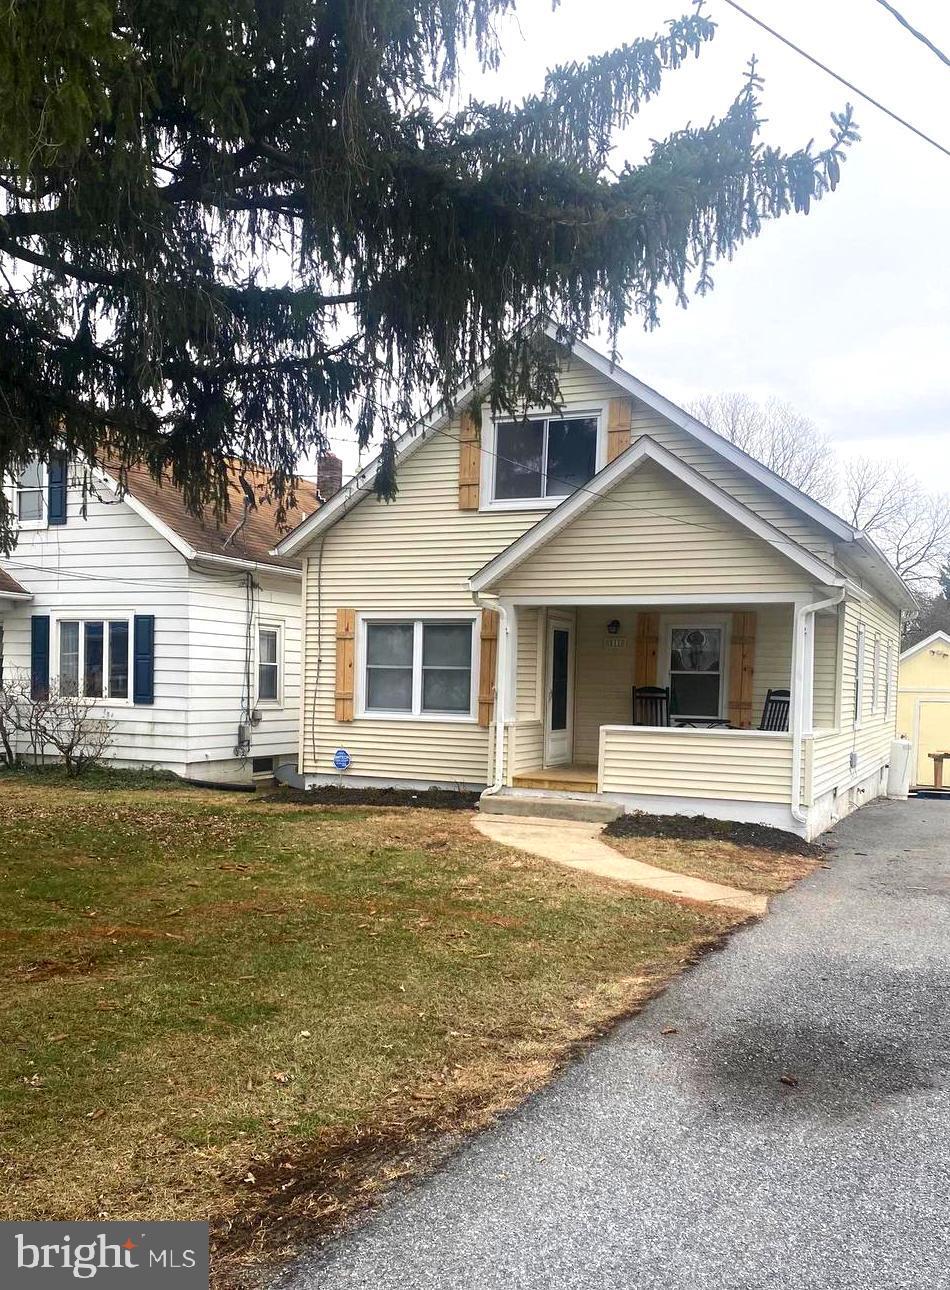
[854,624,866,727]
[660,617,729,722]
[54,616,132,701]
[13,458,46,528]
[481,408,606,509]
[358,614,478,720]
[883,640,892,716]
[257,623,282,704]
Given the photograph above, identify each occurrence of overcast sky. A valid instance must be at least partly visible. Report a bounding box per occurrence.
[326,0,950,498]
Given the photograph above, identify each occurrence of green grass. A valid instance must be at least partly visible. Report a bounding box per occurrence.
[0,781,742,1273]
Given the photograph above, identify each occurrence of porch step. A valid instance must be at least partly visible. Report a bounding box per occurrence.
[479,791,622,824]
[512,765,599,794]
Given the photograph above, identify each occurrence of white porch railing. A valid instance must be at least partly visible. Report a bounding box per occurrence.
[598,725,794,804]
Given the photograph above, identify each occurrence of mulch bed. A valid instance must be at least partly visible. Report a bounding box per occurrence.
[603,810,823,857]
[265,784,479,811]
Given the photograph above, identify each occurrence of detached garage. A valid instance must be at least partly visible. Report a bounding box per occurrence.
[898,631,950,792]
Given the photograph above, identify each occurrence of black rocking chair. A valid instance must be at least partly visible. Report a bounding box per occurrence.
[759,687,791,732]
[632,685,670,727]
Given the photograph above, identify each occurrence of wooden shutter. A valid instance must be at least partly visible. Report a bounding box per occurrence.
[458,411,481,510]
[634,612,659,688]
[335,608,355,721]
[132,614,155,705]
[30,615,50,701]
[607,397,633,464]
[728,611,757,729]
[477,609,499,727]
[47,455,67,526]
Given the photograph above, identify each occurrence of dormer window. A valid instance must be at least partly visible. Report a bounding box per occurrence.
[16,459,46,523]
[8,455,67,528]
[491,415,599,504]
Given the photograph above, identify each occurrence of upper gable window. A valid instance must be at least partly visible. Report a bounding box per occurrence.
[493,416,597,503]
[15,458,46,524]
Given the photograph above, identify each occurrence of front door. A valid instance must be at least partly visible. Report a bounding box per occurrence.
[544,614,574,766]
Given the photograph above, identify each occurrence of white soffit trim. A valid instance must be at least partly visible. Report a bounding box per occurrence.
[469,435,847,594]
[98,468,198,561]
[561,328,856,542]
[900,629,950,662]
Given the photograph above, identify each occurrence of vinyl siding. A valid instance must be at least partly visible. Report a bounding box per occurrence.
[296,348,887,795]
[185,569,301,773]
[808,595,901,802]
[496,462,819,598]
[0,478,193,768]
[599,727,794,802]
[897,636,950,787]
[572,604,793,764]
[0,472,301,775]
[812,607,840,729]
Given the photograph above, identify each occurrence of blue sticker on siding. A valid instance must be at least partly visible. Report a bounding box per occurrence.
[333,748,351,771]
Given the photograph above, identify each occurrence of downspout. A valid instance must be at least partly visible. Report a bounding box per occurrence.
[790,588,846,826]
[472,592,509,797]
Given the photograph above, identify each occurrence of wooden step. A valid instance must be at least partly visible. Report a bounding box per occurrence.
[512,767,598,794]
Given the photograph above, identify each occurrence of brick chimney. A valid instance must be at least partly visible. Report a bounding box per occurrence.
[316,454,343,502]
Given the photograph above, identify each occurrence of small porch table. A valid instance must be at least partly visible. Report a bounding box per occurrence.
[928,752,950,790]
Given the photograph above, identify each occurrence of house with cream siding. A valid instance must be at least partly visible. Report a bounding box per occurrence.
[276,327,914,839]
[1,454,341,783]
[898,631,950,791]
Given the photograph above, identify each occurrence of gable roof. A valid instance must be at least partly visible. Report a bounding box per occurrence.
[272,327,915,609]
[102,460,319,573]
[0,566,30,599]
[469,436,851,595]
[900,630,950,662]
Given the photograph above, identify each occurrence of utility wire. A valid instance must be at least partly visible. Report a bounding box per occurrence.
[872,0,950,69]
[720,0,950,160]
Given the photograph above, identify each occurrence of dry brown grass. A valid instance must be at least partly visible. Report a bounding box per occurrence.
[605,833,821,894]
[0,777,745,1284]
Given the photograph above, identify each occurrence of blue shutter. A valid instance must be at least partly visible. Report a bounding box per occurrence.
[30,615,50,700]
[132,614,155,705]
[47,456,67,525]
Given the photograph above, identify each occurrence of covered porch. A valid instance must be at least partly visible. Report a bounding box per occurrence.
[488,595,841,835]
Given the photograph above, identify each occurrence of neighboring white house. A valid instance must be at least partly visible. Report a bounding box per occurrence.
[0,453,341,783]
[275,327,914,840]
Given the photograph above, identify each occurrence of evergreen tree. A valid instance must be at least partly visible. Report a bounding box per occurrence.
[0,0,857,548]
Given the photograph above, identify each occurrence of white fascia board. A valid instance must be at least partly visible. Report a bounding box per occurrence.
[99,467,299,576]
[98,468,198,561]
[850,531,917,612]
[469,435,847,594]
[900,630,950,662]
[0,590,33,603]
[558,327,857,543]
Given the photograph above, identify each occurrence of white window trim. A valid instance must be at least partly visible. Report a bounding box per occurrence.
[6,459,48,531]
[256,621,284,707]
[854,624,866,729]
[355,612,479,722]
[478,404,608,512]
[871,633,883,714]
[658,614,731,724]
[50,612,134,706]
[883,639,892,717]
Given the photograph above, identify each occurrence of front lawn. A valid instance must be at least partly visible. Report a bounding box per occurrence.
[1,779,743,1280]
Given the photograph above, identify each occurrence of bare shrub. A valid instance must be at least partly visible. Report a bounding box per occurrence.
[0,670,116,775]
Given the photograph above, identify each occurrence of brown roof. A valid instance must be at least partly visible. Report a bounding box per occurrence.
[105,460,334,571]
[0,566,29,596]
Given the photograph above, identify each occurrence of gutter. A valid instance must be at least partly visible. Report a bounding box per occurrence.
[790,588,846,826]
[190,553,302,579]
[471,592,509,798]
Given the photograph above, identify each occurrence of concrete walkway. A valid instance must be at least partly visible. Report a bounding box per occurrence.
[279,798,950,1290]
[473,813,768,916]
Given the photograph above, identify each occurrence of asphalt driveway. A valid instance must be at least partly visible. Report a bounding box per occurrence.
[280,798,950,1290]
